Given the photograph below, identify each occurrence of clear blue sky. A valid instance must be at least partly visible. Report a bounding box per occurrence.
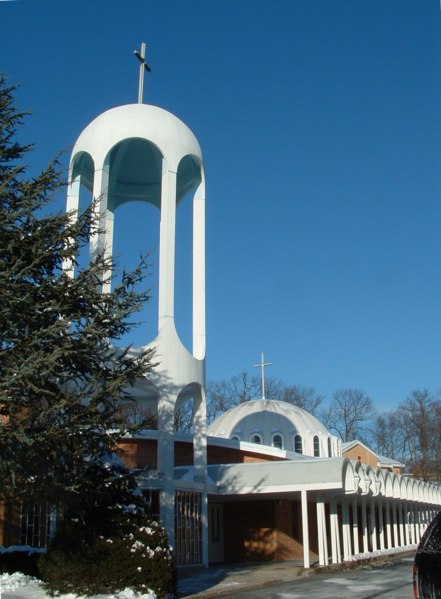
[2,0,440,411]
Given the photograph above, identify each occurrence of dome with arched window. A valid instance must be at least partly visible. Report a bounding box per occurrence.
[207,399,341,458]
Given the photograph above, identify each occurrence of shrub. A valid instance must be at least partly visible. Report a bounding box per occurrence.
[38,455,176,597]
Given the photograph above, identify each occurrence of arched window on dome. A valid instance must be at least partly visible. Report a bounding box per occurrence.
[294,435,303,454]
[272,434,283,450]
[251,434,262,445]
[328,437,332,457]
[231,436,240,441]
[313,435,320,457]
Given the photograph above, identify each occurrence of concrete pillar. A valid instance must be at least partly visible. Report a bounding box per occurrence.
[386,500,392,549]
[392,501,399,548]
[361,497,368,553]
[378,497,385,550]
[193,387,208,566]
[370,499,377,552]
[352,497,359,555]
[330,499,341,564]
[158,170,177,322]
[316,497,326,566]
[414,505,420,544]
[342,498,351,561]
[301,489,310,569]
[398,503,405,547]
[158,392,176,550]
[404,503,410,546]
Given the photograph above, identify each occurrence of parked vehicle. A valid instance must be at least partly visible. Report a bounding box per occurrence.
[414,510,441,598]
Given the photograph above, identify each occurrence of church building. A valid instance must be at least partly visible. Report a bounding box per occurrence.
[1,48,440,569]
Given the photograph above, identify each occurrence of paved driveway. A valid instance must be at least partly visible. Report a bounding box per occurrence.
[219,557,414,599]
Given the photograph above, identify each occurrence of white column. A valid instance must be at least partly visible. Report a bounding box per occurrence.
[330,499,340,564]
[63,176,81,276]
[158,169,177,323]
[316,497,325,566]
[361,497,368,553]
[392,501,399,548]
[322,501,329,565]
[342,498,351,561]
[352,497,359,555]
[386,500,392,549]
[414,505,420,544]
[378,497,385,550]
[301,489,310,569]
[192,184,206,360]
[398,503,405,547]
[370,499,377,552]
[158,391,176,550]
[404,503,410,546]
[193,387,208,566]
[419,504,425,539]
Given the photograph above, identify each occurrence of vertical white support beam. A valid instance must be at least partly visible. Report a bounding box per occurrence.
[301,489,310,569]
[192,185,206,360]
[201,490,208,567]
[322,501,329,565]
[90,168,109,266]
[398,503,405,547]
[63,176,81,276]
[352,497,359,556]
[158,168,177,323]
[158,391,176,551]
[414,505,420,544]
[386,500,392,549]
[342,499,351,561]
[392,501,399,548]
[361,497,368,553]
[370,499,377,552]
[404,503,410,546]
[330,499,338,563]
[316,497,325,566]
[193,386,208,567]
[378,497,385,550]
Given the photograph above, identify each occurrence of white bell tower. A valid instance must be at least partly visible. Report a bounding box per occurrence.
[65,96,207,561]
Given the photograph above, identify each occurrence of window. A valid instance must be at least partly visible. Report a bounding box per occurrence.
[328,437,332,457]
[175,491,202,566]
[251,434,262,444]
[272,434,283,449]
[294,435,303,454]
[231,435,240,441]
[313,435,320,457]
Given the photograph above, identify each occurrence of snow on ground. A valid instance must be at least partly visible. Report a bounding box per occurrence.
[0,572,158,599]
[353,544,417,561]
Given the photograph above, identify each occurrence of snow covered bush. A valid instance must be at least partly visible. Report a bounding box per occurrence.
[39,455,176,598]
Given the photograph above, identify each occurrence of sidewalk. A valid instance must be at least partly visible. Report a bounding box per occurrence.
[176,550,416,598]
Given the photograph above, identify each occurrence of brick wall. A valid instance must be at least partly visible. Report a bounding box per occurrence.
[116,438,286,469]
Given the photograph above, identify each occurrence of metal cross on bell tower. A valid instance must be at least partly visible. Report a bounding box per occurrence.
[134,42,151,104]
[253,352,273,400]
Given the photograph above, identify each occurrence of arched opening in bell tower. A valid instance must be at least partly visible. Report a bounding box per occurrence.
[175,155,202,355]
[105,137,163,346]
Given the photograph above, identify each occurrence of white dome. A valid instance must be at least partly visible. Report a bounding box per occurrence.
[207,399,340,458]
[71,103,203,175]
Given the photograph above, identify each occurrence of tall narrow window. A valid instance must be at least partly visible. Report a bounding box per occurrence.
[314,435,320,457]
[328,437,332,457]
[272,434,283,449]
[294,435,303,454]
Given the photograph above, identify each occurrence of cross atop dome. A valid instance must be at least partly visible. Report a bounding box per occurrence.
[134,42,151,104]
[253,352,272,400]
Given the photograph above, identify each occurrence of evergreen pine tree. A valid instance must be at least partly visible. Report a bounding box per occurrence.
[0,75,155,509]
